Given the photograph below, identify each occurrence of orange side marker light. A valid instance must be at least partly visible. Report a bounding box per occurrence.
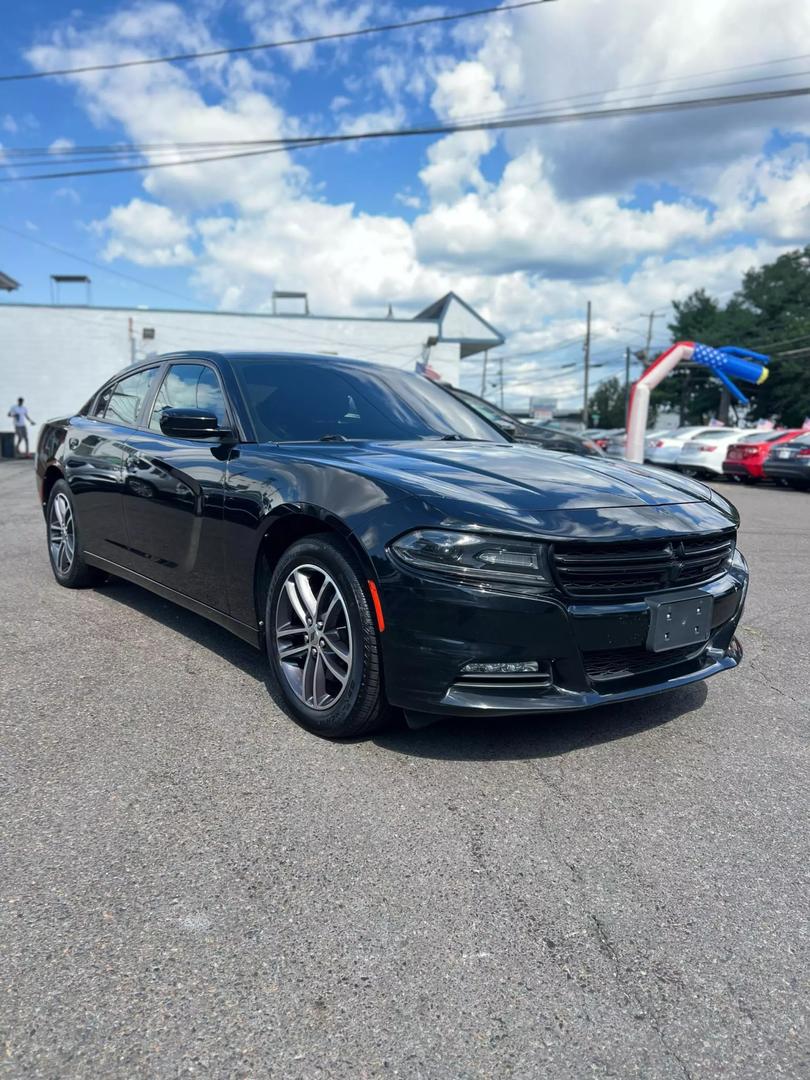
[368,580,385,632]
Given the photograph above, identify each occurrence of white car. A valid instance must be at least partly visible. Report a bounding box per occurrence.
[646,426,735,466]
[604,429,627,457]
[676,429,746,477]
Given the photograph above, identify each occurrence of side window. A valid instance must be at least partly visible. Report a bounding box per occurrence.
[149,364,228,433]
[104,367,159,427]
[92,384,115,418]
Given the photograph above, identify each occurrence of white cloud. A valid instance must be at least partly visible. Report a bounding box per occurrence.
[419,60,504,204]
[2,115,18,134]
[396,191,422,210]
[93,198,195,266]
[238,0,375,72]
[54,186,81,204]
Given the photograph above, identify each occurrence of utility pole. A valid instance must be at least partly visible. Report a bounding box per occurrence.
[644,310,655,361]
[582,300,592,427]
[499,353,505,408]
[641,309,667,362]
[480,350,488,397]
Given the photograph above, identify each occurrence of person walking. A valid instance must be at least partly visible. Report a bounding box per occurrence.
[8,397,35,458]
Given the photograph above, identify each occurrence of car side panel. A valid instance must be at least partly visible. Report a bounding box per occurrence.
[59,416,130,561]
[118,429,230,611]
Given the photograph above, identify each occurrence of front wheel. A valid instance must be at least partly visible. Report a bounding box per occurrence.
[265,535,390,738]
[45,479,106,588]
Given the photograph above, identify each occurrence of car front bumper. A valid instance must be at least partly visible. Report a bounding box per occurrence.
[379,556,748,718]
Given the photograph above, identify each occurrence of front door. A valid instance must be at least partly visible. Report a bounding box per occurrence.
[119,361,231,610]
[65,366,160,563]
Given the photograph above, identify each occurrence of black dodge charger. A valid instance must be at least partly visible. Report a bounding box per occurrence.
[37,351,748,738]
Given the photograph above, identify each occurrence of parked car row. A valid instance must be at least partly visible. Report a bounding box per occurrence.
[644,424,809,486]
[435,387,809,489]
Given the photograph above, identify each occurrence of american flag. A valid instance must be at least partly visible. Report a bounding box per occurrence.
[415,355,441,381]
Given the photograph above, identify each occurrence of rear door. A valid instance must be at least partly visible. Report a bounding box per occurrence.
[118,360,232,609]
[65,366,160,563]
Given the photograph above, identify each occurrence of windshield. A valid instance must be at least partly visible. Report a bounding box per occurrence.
[231,359,506,444]
[454,390,517,427]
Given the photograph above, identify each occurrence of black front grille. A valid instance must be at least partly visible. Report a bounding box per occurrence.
[584,644,706,683]
[551,532,734,600]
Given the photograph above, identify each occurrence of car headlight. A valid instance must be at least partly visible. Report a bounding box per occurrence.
[390,528,553,585]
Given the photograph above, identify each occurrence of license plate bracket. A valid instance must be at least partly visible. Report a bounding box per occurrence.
[646,591,714,652]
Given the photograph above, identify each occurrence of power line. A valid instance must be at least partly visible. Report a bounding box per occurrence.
[0,0,556,83]
[446,63,810,127]
[8,57,810,164]
[8,55,810,162]
[0,222,204,306]
[4,81,808,185]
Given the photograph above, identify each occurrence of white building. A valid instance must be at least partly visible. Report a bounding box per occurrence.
[0,292,503,426]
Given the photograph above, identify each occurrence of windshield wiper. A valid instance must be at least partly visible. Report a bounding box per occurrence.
[438,433,468,441]
[318,433,350,442]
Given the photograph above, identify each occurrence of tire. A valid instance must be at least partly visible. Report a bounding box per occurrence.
[265,534,390,738]
[45,479,106,588]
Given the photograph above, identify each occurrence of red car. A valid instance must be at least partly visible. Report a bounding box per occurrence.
[722,429,803,482]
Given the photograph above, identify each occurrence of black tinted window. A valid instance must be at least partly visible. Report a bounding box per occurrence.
[231,360,505,443]
[105,367,158,427]
[149,364,227,432]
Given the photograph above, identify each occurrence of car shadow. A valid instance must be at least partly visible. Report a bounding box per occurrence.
[372,681,708,762]
[94,577,271,686]
[94,577,709,762]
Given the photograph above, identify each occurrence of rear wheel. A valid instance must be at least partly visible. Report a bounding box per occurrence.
[265,535,390,738]
[45,479,106,588]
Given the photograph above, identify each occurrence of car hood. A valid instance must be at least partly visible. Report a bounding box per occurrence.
[275,440,714,511]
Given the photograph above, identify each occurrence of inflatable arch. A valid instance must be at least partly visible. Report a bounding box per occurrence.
[625,341,770,462]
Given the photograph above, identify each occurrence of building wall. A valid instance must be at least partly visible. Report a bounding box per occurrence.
[0,304,460,427]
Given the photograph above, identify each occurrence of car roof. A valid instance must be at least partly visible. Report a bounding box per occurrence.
[98,349,391,388]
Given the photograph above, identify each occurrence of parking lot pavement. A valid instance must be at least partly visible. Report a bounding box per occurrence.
[1,458,808,1080]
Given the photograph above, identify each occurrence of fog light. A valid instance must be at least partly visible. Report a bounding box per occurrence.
[460,661,540,675]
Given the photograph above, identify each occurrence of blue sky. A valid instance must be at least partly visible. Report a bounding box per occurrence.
[2,0,810,409]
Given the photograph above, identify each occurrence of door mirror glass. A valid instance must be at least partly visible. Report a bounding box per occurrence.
[158,407,223,439]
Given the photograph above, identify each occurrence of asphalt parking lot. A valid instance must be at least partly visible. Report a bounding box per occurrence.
[1,459,808,1079]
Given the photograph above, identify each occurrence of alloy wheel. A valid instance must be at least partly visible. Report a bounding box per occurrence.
[274,564,354,711]
[49,492,75,576]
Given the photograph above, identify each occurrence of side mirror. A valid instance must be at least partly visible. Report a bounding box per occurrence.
[498,422,517,438]
[159,407,231,440]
